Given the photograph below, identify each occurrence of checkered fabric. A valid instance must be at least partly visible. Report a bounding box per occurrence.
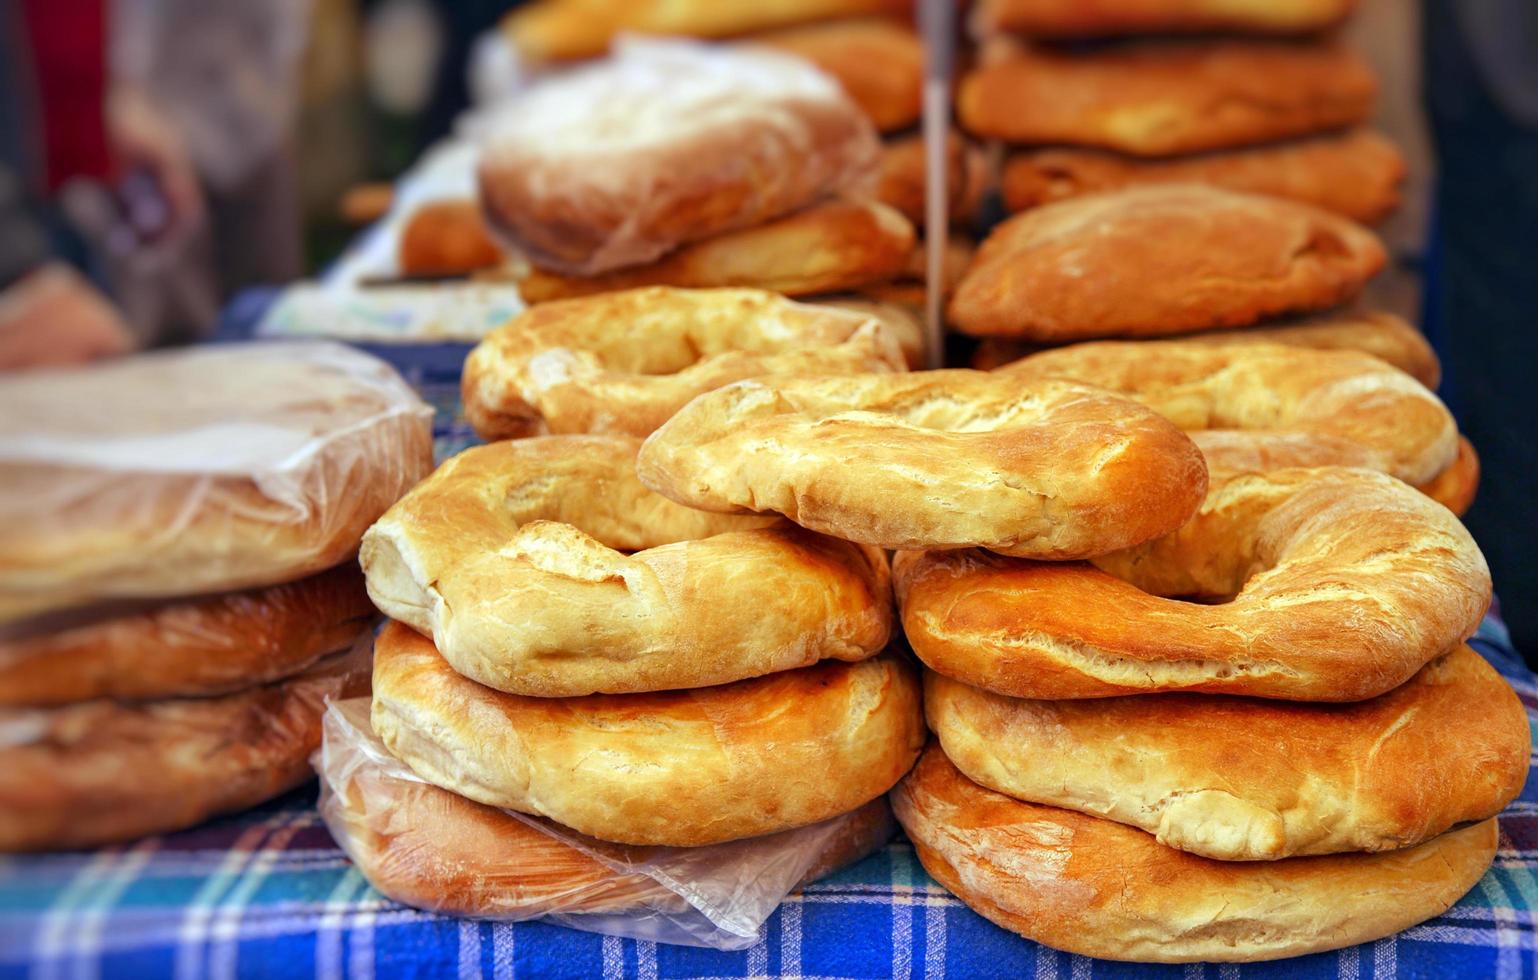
[6,313,1528,978]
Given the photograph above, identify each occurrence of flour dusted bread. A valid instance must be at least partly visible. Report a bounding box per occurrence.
[518,199,915,302]
[0,343,432,625]
[370,623,924,846]
[0,564,373,707]
[638,371,1207,558]
[976,0,1357,38]
[1002,129,1404,225]
[959,39,1375,156]
[362,436,892,697]
[951,185,1386,340]
[462,287,905,440]
[478,38,880,276]
[1004,340,1456,485]
[752,19,923,132]
[926,645,1528,861]
[0,640,371,851]
[319,699,896,919]
[892,747,1498,963]
[897,468,1491,702]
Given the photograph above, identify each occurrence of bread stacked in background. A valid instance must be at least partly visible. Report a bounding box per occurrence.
[0,343,433,851]
[330,433,924,918]
[891,460,1525,961]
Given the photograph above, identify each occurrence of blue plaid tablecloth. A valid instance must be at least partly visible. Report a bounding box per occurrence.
[3,302,1529,979]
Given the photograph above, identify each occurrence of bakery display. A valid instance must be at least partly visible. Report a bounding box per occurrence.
[0,342,434,624]
[1001,341,1456,484]
[361,437,892,697]
[637,372,1207,557]
[477,38,880,276]
[370,622,923,847]
[517,199,916,303]
[0,564,373,707]
[462,287,905,440]
[893,747,1498,963]
[950,185,1386,341]
[975,0,1357,38]
[959,39,1375,156]
[925,644,1527,860]
[972,307,1441,387]
[897,468,1491,701]
[751,18,923,132]
[1002,128,1405,224]
[0,640,371,852]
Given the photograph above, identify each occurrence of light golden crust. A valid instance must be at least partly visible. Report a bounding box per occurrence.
[897,468,1491,702]
[478,39,880,276]
[1004,340,1456,484]
[397,199,505,278]
[0,642,371,851]
[958,39,1376,156]
[371,623,925,846]
[951,185,1386,340]
[638,372,1206,557]
[1002,129,1405,225]
[810,295,928,369]
[977,0,1357,38]
[751,18,922,132]
[1420,436,1480,517]
[0,564,374,708]
[518,199,916,303]
[462,287,906,440]
[926,645,1527,862]
[892,747,1498,963]
[321,701,896,918]
[503,0,914,63]
[0,344,433,626]
[878,132,990,228]
[970,308,1441,388]
[361,436,892,697]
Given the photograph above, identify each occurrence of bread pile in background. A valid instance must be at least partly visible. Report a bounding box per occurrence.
[0,343,433,851]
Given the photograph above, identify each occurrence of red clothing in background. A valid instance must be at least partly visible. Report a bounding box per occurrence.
[20,0,111,191]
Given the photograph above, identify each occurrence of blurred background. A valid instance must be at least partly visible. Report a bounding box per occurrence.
[1,0,1533,653]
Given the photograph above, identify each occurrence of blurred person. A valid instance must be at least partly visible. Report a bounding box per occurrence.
[1423,0,1538,658]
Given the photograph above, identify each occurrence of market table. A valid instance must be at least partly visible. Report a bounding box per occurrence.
[3,303,1533,979]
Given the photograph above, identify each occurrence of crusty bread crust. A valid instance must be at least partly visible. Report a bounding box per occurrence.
[976,0,1357,39]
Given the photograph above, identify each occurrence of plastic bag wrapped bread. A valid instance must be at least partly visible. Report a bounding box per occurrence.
[0,633,372,851]
[0,342,433,625]
[477,37,881,276]
[317,699,896,949]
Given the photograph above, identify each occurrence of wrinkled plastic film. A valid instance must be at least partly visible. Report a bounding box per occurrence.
[316,699,893,949]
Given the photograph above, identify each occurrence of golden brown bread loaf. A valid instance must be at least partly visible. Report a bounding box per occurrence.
[1003,340,1457,485]
[972,307,1441,388]
[502,0,913,63]
[0,564,374,707]
[975,0,1357,38]
[1417,436,1481,516]
[877,132,989,228]
[362,437,892,697]
[397,199,505,278]
[926,645,1528,861]
[897,468,1492,702]
[371,623,925,846]
[950,185,1386,340]
[958,39,1376,156]
[320,699,897,919]
[0,343,433,626]
[637,371,1207,558]
[1001,129,1405,225]
[517,199,916,303]
[892,747,1498,963]
[0,641,371,851]
[751,19,923,132]
[811,295,928,368]
[477,39,880,276]
[461,287,906,440]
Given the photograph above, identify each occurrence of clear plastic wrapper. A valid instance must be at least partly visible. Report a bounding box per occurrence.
[475,36,881,276]
[316,699,896,950]
[0,342,434,625]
